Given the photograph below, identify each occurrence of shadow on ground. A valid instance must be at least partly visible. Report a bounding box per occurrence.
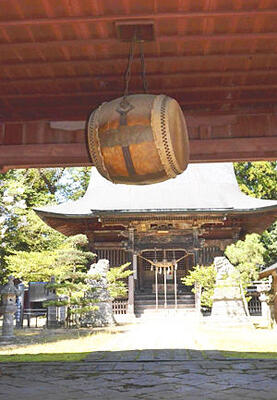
[0,324,130,350]
[2,348,277,363]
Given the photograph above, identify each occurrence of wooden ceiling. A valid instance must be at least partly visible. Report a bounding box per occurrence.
[0,0,277,169]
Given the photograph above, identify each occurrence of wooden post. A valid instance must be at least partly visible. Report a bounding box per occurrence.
[133,253,137,280]
[174,264,178,310]
[164,267,167,308]
[273,272,277,325]
[155,267,158,310]
[127,275,135,315]
[194,282,202,315]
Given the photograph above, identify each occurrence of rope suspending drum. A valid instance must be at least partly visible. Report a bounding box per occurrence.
[87,35,189,185]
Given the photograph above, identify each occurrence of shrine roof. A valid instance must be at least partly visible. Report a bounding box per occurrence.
[35,163,277,219]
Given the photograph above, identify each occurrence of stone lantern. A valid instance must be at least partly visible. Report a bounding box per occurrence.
[0,276,21,339]
[257,281,272,328]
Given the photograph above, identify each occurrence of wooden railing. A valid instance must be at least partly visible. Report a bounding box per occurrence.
[112,300,128,315]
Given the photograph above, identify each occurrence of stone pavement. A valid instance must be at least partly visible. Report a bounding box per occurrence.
[1,315,277,399]
[1,352,277,400]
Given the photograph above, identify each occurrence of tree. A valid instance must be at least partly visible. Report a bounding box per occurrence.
[43,235,97,327]
[234,161,277,199]
[6,234,95,283]
[54,167,91,202]
[106,263,132,299]
[224,233,265,288]
[0,167,91,284]
[182,265,217,307]
[5,250,57,283]
[261,221,277,267]
[234,161,277,267]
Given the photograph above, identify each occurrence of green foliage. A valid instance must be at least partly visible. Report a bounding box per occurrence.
[55,167,91,202]
[6,234,97,327]
[234,161,277,199]
[5,250,57,283]
[225,233,265,288]
[42,235,97,327]
[5,234,95,284]
[182,265,216,307]
[261,221,277,267]
[0,167,90,284]
[10,210,64,253]
[234,161,277,267]
[106,263,132,299]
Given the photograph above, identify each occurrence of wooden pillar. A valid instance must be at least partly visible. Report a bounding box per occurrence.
[273,272,277,325]
[133,253,137,280]
[155,267,158,310]
[127,275,135,315]
[174,264,178,310]
[194,282,202,315]
[128,226,138,285]
[164,267,167,308]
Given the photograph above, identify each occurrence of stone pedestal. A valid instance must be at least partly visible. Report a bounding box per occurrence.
[211,282,249,324]
[257,282,272,328]
[0,276,21,340]
[47,306,59,328]
[15,283,24,329]
[46,276,58,328]
[82,259,114,327]
[210,257,251,326]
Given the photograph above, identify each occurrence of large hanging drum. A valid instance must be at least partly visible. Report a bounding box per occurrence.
[87,94,189,185]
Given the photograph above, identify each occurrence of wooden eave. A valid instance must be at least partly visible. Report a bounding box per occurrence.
[1,0,277,168]
[259,263,277,279]
[39,207,277,237]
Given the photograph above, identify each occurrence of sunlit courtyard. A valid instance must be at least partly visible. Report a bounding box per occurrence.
[1,315,277,361]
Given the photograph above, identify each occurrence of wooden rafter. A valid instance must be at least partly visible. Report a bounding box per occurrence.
[1,9,277,27]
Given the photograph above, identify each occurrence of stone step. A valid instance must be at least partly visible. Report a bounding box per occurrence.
[135,302,195,307]
[135,298,194,305]
[135,304,195,312]
[135,295,194,301]
[135,308,196,318]
[135,292,193,298]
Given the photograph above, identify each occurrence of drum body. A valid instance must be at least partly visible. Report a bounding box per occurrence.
[87,94,189,185]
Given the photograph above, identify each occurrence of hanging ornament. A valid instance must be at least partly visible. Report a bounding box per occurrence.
[87,35,189,185]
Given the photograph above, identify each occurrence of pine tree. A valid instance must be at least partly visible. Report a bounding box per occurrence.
[106,263,132,299]
[43,235,98,327]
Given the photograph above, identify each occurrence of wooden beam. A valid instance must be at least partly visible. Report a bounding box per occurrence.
[3,98,277,123]
[0,143,91,171]
[1,9,277,27]
[1,68,277,86]
[1,32,277,51]
[1,114,277,170]
[3,83,277,99]
[1,137,276,171]
[1,53,275,70]
[190,137,277,162]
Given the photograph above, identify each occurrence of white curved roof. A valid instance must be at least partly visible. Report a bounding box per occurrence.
[35,163,277,217]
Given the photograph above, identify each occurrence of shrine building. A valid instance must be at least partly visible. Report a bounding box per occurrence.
[35,163,277,315]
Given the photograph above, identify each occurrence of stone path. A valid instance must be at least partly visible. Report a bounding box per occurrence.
[1,316,277,399]
[1,357,277,400]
